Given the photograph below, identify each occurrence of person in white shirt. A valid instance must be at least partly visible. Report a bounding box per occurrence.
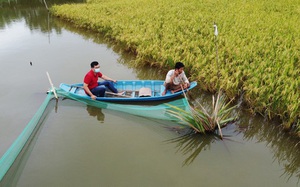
[162,62,190,96]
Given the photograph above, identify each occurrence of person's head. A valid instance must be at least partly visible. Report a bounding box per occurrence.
[90,61,99,68]
[90,61,100,73]
[175,61,185,73]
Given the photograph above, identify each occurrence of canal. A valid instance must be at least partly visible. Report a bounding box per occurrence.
[0,0,299,186]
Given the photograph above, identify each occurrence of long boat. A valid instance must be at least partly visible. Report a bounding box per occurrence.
[59,80,197,102]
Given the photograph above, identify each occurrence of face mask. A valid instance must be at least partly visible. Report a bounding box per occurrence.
[94,68,100,73]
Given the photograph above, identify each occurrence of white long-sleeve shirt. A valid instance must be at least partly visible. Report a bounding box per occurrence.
[165,69,189,85]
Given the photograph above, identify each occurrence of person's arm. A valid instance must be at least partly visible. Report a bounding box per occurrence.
[165,70,178,84]
[180,72,190,88]
[83,83,96,100]
[180,71,188,83]
[101,74,117,83]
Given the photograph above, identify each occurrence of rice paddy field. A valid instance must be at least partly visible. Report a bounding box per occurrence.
[50,0,300,135]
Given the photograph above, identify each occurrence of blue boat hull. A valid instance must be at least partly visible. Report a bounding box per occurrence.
[59,80,197,102]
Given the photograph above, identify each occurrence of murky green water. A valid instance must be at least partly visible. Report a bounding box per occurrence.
[0,0,299,186]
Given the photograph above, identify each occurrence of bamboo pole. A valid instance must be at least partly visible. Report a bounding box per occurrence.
[216,121,223,140]
[46,72,58,100]
[43,0,49,10]
[214,23,219,86]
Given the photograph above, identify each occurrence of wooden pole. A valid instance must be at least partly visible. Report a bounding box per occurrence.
[43,0,49,10]
[214,23,219,86]
[46,72,58,100]
[216,121,223,140]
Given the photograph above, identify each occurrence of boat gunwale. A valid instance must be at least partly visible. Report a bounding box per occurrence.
[59,80,197,102]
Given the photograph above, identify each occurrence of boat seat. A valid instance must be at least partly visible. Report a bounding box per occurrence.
[138,87,151,97]
[70,85,87,96]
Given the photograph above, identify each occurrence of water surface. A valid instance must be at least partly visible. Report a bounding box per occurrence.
[0,0,300,186]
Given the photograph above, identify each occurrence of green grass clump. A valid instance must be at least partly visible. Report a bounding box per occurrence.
[167,91,238,138]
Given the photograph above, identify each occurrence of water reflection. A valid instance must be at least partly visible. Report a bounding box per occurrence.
[125,63,166,80]
[187,89,300,182]
[0,0,84,35]
[165,108,300,182]
[0,0,83,8]
[237,114,300,182]
[86,105,105,123]
[164,129,220,166]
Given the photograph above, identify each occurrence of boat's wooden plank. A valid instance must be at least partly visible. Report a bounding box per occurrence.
[105,92,131,98]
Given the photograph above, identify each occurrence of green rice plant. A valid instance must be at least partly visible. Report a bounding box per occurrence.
[167,90,238,138]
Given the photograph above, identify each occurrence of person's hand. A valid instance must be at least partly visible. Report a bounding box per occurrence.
[174,69,179,76]
[183,83,190,89]
[91,95,96,100]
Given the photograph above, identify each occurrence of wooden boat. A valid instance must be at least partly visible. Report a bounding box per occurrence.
[59,80,197,102]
